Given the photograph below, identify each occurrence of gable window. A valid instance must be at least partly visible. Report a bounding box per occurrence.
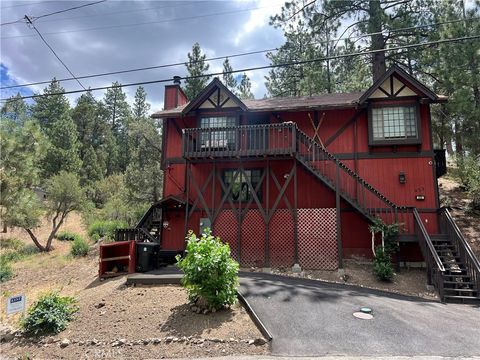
[223,169,262,203]
[200,116,237,149]
[369,104,421,145]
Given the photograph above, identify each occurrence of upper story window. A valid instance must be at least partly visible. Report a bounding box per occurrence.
[369,104,421,145]
[200,116,236,149]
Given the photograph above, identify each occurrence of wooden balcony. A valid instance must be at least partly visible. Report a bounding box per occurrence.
[182,123,296,159]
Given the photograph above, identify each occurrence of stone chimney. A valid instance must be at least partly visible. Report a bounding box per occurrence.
[164,76,188,110]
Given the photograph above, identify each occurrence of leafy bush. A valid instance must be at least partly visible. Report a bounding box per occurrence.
[22,292,78,335]
[70,237,89,257]
[176,229,239,310]
[373,247,394,281]
[1,238,24,251]
[55,231,78,241]
[87,220,127,239]
[0,259,13,282]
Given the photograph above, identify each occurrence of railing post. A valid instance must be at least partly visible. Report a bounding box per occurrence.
[291,124,297,155]
[335,160,343,269]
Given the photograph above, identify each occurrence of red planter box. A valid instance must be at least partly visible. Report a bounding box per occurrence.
[99,241,136,278]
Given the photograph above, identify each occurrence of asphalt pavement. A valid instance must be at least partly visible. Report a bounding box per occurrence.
[239,272,480,357]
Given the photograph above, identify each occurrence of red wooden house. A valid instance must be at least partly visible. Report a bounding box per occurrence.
[133,66,478,303]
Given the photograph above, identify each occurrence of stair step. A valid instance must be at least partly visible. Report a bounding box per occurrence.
[443,295,480,304]
[443,280,475,285]
[430,234,449,239]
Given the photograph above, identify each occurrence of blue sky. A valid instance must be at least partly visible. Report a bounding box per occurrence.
[0,0,286,110]
[1,64,35,103]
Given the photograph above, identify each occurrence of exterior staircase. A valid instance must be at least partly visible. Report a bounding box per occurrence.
[294,127,480,304]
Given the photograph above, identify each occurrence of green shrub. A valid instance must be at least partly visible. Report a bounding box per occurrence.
[55,231,78,241]
[87,220,127,239]
[1,238,24,251]
[0,259,13,282]
[0,245,38,264]
[70,237,89,257]
[176,229,239,310]
[373,247,394,281]
[22,292,78,335]
[91,233,100,242]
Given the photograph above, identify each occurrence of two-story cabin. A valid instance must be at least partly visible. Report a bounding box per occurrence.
[131,66,479,303]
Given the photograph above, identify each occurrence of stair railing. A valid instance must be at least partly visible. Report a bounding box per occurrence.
[413,208,445,299]
[295,128,412,230]
[115,228,158,243]
[439,207,480,292]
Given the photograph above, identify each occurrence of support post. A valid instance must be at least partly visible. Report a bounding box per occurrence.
[264,161,270,268]
[335,160,343,269]
[184,163,190,239]
[293,159,300,270]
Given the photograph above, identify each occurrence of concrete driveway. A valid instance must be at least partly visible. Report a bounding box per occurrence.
[239,272,480,357]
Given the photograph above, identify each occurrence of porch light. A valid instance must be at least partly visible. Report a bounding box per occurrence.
[163,220,170,229]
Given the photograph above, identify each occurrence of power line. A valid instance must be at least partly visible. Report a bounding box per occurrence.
[2,16,477,90]
[1,5,279,39]
[1,1,57,10]
[1,34,478,102]
[24,15,86,90]
[1,0,107,26]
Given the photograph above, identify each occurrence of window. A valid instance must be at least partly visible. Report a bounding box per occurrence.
[223,169,262,202]
[370,105,420,144]
[200,116,236,148]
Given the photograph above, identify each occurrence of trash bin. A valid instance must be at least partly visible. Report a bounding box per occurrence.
[135,242,160,272]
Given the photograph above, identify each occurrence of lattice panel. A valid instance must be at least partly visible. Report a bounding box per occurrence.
[241,210,266,268]
[298,208,338,270]
[213,210,239,261]
[269,209,295,268]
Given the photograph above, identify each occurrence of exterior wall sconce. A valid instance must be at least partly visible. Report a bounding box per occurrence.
[284,173,289,179]
[163,220,170,229]
[399,171,406,184]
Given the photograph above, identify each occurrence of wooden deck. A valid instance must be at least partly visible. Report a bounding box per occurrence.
[126,266,183,285]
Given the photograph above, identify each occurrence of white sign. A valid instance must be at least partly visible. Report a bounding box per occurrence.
[6,294,25,315]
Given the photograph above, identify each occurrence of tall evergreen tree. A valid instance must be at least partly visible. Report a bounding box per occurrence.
[184,42,210,100]
[237,73,254,100]
[132,86,151,119]
[1,93,28,124]
[32,79,70,130]
[222,58,237,93]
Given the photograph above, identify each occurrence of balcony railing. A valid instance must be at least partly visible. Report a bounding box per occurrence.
[182,123,296,159]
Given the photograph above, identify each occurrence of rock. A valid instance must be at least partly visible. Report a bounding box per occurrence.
[191,306,198,312]
[222,349,226,353]
[152,338,161,344]
[143,339,150,345]
[95,302,106,309]
[0,325,15,342]
[248,339,255,345]
[90,339,99,345]
[211,338,222,343]
[60,338,70,348]
[254,338,267,346]
[196,308,201,314]
[165,336,173,343]
[211,308,217,313]
[203,309,209,315]
[229,338,235,342]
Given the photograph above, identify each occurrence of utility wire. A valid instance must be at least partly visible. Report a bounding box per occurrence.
[1,1,56,10]
[1,34,478,102]
[1,5,283,39]
[1,0,107,26]
[24,15,86,90]
[2,16,478,90]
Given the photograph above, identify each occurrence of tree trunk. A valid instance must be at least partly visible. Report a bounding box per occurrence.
[24,228,46,252]
[45,213,66,251]
[369,0,386,81]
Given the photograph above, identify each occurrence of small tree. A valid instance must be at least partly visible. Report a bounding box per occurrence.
[176,229,239,311]
[4,172,85,252]
[369,218,401,282]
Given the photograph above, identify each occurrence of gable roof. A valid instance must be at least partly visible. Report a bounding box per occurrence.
[181,77,247,114]
[358,65,440,104]
[151,66,447,119]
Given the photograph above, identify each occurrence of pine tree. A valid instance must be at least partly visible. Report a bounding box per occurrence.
[1,93,28,124]
[132,86,151,119]
[43,112,82,177]
[222,58,237,93]
[32,79,70,130]
[184,42,211,100]
[237,73,254,100]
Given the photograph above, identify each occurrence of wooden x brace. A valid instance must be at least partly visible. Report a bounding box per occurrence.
[308,112,325,149]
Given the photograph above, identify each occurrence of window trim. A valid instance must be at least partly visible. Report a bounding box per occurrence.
[221,168,263,204]
[368,101,422,146]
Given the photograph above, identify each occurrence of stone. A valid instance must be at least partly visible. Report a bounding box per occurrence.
[165,336,173,343]
[211,338,222,343]
[0,325,15,342]
[248,339,255,345]
[172,337,179,342]
[203,309,209,315]
[254,338,267,346]
[211,308,217,313]
[426,284,435,292]
[95,302,106,309]
[90,339,99,345]
[152,338,161,344]
[143,339,150,345]
[60,338,70,348]
[292,263,302,273]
